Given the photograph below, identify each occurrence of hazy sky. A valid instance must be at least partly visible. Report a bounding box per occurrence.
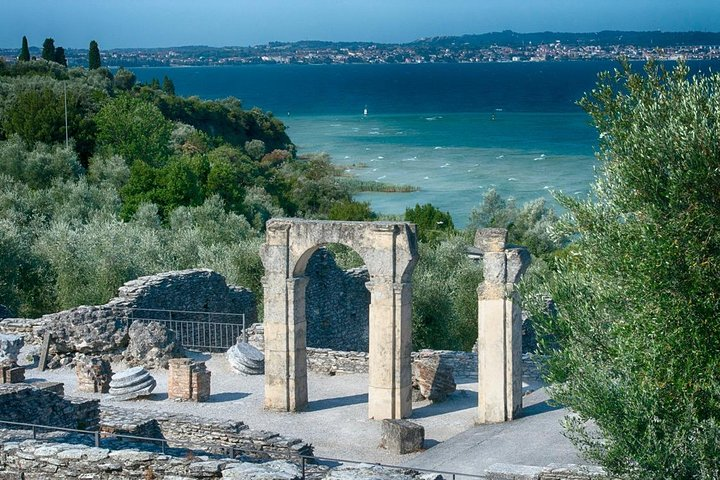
[2,0,719,49]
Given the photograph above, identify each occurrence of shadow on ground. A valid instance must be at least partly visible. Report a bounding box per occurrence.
[307,393,368,411]
[520,399,562,418]
[208,392,250,403]
[410,389,475,419]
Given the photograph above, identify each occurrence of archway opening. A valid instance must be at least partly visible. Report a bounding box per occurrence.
[304,245,370,353]
[260,218,418,419]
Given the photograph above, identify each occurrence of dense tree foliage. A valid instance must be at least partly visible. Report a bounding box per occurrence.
[88,40,101,70]
[18,36,30,62]
[162,75,175,95]
[54,47,67,67]
[0,58,377,318]
[0,52,568,357]
[41,38,55,61]
[522,61,720,478]
[404,203,454,243]
[467,189,565,259]
[95,95,173,166]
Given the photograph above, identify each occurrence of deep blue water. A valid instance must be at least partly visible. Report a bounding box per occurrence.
[132,61,720,225]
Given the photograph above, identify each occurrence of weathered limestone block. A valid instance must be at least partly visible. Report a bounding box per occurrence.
[122,320,183,369]
[75,354,112,393]
[412,355,456,402]
[475,227,508,253]
[168,358,211,402]
[33,381,65,396]
[227,340,265,375]
[0,363,24,384]
[108,367,156,400]
[476,228,531,424]
[380,419,425,454]
[324,464,438,479]
[223,460,302,479]
[0,333,23,363]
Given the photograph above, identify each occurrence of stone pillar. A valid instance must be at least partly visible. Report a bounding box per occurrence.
[263,274,309,412]
[75,355,112,393]
[168,358,211,402]
[367,281,413,419]
[476,228,530,424]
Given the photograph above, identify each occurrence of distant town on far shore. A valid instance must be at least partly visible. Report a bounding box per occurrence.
[2,30,720,67]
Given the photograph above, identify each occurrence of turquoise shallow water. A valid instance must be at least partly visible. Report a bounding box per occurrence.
[284,111,597,226]
[132,61,720,226]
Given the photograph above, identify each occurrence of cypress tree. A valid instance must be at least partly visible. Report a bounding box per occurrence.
[19,36,30,62]
[54,46,67,67]
[88,40,101,70]
[162,75,176,95]
[41,38,55,61]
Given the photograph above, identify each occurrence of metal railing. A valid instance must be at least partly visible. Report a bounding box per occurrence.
[0,419,487,479]
[126,308,246,351]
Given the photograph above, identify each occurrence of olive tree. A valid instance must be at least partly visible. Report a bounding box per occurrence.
[522,61,720,479]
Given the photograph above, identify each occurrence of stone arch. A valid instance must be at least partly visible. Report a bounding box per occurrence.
[260,218,418,419]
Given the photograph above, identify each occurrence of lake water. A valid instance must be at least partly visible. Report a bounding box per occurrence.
[133,61,720,226]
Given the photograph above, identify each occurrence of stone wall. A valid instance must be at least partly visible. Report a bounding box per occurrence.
[485,462,611,480]
[99,406,313,461]
[0,438,307,480]
[0,269,257,365]
[242,323,543,380]
[0,437,441,479]
[0,384,99,430]
[305,248,370,352]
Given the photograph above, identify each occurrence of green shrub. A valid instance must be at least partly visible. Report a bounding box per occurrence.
[522,61,720,479]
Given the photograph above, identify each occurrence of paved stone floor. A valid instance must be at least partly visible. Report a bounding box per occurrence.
[402,389,587,478]
[22,350,588,476]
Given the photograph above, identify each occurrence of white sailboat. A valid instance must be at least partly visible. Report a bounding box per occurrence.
[363,105,368,116]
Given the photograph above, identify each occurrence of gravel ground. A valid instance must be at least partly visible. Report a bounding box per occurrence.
[20,350,489,466]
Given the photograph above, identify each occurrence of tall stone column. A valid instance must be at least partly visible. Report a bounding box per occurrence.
[476,228,530,423]
[367,281,413,419]
[261,222,309,412]
[262,275,309,412]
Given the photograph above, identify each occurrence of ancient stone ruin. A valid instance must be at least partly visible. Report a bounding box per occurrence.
[226,340,265,375]
[305,247,370,352]
[0,269,256,369]
[0,333,24,384]
[168,358,211,402]
[261,218,418,420]
[476,228,531,423]
[108,367,157,400]
[74,354,113,393]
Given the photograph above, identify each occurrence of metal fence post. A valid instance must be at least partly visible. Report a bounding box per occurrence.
[94,431,100,448]
[32,425,36,439]
[301,456,306,479]
[242,314,247,343]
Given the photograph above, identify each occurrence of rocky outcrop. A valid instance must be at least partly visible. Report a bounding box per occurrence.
[123,321,183,369]
[226,341,265,375]
[108,367,156,400]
